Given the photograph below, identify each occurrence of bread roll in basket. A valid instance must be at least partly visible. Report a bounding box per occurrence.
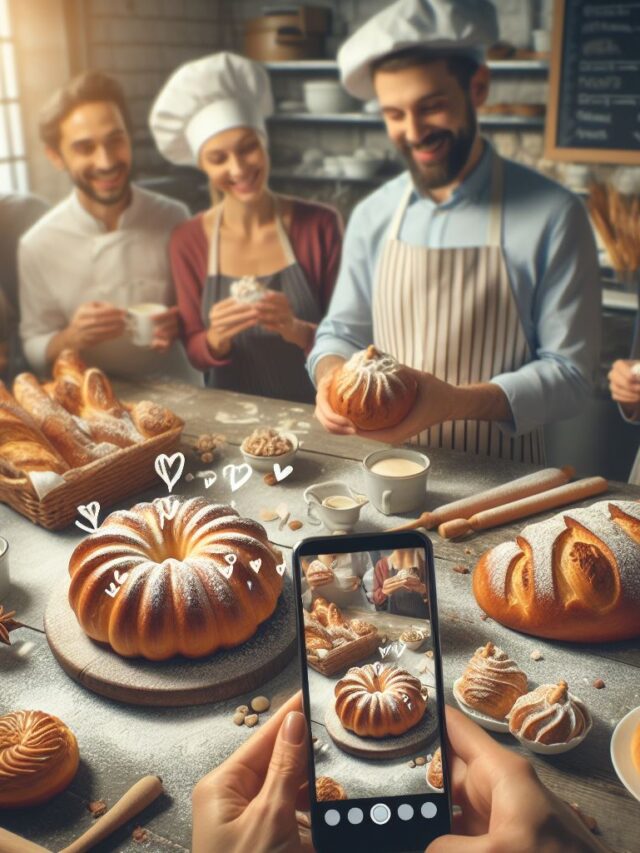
[473,500,640,642]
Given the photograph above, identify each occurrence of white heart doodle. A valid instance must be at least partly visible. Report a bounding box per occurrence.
[154,452,185,493]
[75,501,100,534]
[155,497,180,529]
[223,463,252,492]
[249,559,262,573]
[273,463,293,482]
[105,582,119,598]
[218,564,234,580]
[204,473,217,489]
[114,570,129,586]
[247,580,253,591]
[224,553,237,566]
[276,560,287,576]
[378,645,390,659]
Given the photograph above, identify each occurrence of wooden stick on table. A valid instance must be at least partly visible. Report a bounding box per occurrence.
[58,775,164,853]
[0,828,51,853]
[438,476,609,539]
[392,466,575,531]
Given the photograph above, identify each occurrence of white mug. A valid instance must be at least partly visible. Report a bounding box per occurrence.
[127,303,166,347]
[363,449,430,515]
[0,536,9,599]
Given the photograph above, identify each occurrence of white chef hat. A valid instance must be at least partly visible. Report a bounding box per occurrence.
[149,52,274,167]
[338,0,499,100]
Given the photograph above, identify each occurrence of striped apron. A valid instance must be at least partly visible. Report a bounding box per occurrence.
[372,155,545,463]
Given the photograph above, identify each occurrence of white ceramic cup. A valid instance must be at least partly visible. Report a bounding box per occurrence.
[0,536,9,599]
[362,449,430,515]
[127,303,166,347]
[532,29,550,53]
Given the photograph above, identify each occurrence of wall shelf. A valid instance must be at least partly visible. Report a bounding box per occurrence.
[270,168,396,185]
[264,59,549,73]
[268,112,545,129]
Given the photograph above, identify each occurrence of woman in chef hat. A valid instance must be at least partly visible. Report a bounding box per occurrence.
[149,52,343,402]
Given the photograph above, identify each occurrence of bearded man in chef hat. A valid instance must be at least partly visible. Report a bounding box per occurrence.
[310,0,600,464]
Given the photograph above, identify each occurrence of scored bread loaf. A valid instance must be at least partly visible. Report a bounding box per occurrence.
[0,382,68,477]
[473,500,640,642]
[13,373,117,468]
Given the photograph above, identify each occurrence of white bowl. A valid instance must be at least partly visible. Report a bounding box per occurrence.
[611,705,640,801]
[303,80,354,114]
[452,678,510,733]
[399,633,425,651]
[510,697,592,755]
[240,432,299,473]
[339,157,384,179]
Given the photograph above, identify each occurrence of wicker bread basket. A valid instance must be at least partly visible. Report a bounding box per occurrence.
[308,631,380,677]
[0,425,183,530]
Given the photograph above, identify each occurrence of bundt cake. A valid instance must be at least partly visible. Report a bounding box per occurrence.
[0,710,79,807]
[68,497,284,660]
[457,642,528,719]
[507,681,590,745]
[335,663,427,738]
[328,345,417,431]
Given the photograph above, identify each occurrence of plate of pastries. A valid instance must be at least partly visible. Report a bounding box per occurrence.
[454,643,592,754]
[610,706,640,801]
[0,349,183,528]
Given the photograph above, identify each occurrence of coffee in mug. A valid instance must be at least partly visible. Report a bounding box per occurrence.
[363,449,430,515]
[127,303,166,347]
[370,457,425,477]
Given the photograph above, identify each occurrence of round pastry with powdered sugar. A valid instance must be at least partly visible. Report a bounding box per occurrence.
[472,500,640,642]
[328,345,418,431]
[456,642,527,720]
[230,276,267,303]
[507,681,590,746]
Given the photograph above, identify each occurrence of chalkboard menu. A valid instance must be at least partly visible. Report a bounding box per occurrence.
[546,0,640,164]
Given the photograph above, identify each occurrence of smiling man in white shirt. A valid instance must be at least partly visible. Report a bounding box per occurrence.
[19,70,197,381]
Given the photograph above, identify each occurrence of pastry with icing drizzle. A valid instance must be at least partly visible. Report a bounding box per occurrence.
[507,681,590,746]
[457,642,528,720]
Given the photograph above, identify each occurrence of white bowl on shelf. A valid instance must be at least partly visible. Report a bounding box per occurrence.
[240,432,299,472]
[339,156,384,179]
[303,80,354,114]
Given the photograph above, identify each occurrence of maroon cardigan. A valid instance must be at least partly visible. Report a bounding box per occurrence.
[170,198,343,370]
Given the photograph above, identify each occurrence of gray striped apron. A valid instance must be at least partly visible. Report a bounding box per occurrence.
[372,155,545,463]
[203,198,320,402]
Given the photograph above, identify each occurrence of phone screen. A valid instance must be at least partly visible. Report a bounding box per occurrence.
[293,531,451,853]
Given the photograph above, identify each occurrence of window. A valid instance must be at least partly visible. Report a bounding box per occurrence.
[0,0,27,193]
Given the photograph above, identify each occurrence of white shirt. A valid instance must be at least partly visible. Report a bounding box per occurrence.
[18,185,199,381]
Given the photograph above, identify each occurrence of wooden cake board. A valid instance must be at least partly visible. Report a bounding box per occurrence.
[324,698,439,760]
[44,577,297,707]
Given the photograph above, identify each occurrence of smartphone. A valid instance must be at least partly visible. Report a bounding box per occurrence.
[293,530,451,853]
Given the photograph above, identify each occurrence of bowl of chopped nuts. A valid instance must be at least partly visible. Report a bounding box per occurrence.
[240,428,299,472]
[399,629,426,650]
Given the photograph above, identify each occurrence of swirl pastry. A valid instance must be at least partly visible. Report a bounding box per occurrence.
[457,642,527,719]
[0,710,79,807]
[316,775,347,801]
[507,681,590,745]
[328,345,417,431]
[427,747,444,790]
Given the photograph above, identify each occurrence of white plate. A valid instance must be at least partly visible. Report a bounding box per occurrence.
[240,432,299,472]
[511,701,593,755]
[452,678,510,732]
[611,705,640,801]
[424,759,444,794]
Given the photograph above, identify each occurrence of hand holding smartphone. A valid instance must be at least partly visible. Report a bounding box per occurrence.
[293,531,452,853]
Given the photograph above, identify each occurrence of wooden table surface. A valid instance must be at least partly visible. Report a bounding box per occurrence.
[1,380,639,852]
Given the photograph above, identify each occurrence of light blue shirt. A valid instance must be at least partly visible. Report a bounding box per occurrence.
[308,141,601,437]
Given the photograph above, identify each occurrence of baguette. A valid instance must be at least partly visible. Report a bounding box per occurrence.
[0,382,68,477]
[13,373,116,468]
[393,466,574,532]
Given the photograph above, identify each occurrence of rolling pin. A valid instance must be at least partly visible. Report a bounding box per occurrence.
[0,828,51,853]
[438,476,609,539]
[58,775,163,853]
[392,466,575,531]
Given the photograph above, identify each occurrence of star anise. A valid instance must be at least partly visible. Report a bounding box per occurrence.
[0,605,23,646]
